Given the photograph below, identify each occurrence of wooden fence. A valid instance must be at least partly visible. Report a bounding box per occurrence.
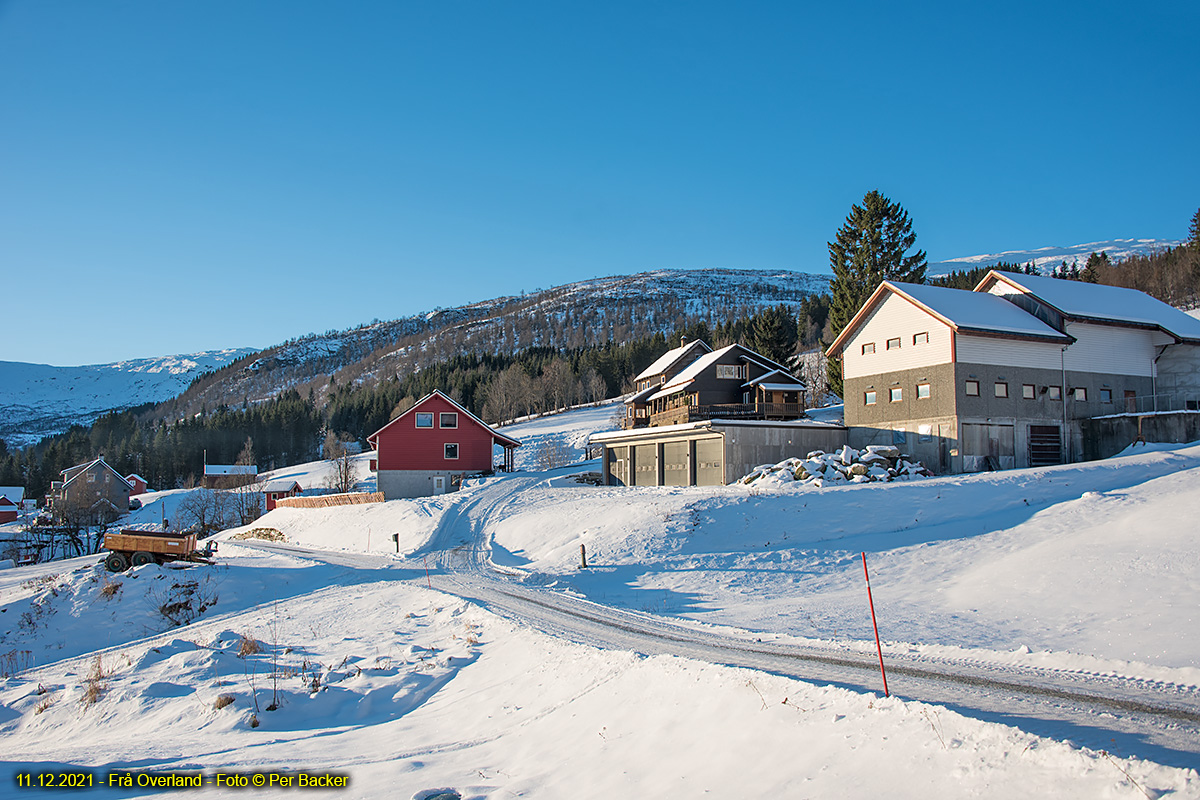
[275,492,384,509]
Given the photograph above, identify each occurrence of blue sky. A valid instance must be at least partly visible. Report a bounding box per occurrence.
[2,1,1197,365]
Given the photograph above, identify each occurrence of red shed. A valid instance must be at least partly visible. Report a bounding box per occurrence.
[125,474,149,495]
[367,390,521,499]
[261,479,302,511]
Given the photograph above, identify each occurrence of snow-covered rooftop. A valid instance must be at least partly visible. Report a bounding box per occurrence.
[983,271,1200,341]
[204,465,258,476]
[888,282,1072,340]
[0,486,23,504]
[633,339,711,382]
[260,479,302,493]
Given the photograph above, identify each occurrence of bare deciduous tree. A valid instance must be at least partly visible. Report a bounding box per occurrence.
[323,432,357,494]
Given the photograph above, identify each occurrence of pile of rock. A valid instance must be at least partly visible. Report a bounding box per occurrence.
[739,444,931,488]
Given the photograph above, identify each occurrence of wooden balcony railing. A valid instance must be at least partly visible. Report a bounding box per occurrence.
[647,402,805,427]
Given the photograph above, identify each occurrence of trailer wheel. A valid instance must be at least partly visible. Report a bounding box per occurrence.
[131,551,156,567]
[105,551,130,572]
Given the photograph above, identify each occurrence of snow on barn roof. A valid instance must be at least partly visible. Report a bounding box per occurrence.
[0,486,24,505]
[980,271,1200,342]
[827,281,1070,356]
[633,339,712,382]
[204,464,258,476]
[260,479,302,493]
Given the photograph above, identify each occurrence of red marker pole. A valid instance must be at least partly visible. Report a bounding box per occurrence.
[862,552,890,697]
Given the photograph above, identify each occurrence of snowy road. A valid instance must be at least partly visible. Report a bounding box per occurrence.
[237,475,1200,771]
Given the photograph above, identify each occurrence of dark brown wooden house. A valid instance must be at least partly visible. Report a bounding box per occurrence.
[625,342,807,429]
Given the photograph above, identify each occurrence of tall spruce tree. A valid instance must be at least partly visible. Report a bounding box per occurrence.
[746,304,799,365]
[825,190,927,396]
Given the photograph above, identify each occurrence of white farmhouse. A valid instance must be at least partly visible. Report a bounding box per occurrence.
[826,270,1200,473]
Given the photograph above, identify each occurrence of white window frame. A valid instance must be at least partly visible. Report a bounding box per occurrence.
[890,387,903,402]
[716,364,744,379]
[916,383,930,400]
[439,412,458,428]
[444,443,459,460]
[864,390,877,405]
[415,412,434,428]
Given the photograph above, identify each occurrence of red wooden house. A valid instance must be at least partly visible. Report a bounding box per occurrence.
[0,487,23,524]
[261,479,302,511]
[367,390,521,499]
[125,474,149,495]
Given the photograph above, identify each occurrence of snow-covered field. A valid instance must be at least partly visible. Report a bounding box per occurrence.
[2,403,1199,797]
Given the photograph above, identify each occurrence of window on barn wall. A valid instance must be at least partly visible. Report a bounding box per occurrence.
[965,380,979,396]
[862,342,876,355]
[913,332,929,345]
[444,443,459,460]
[890,387,902,402]
[440,412,458,428]
[864,390,877,405]
[994,382,1008,398]
[1023,384,1035,399]
[1073,387,1087,401]
[886,337,901,350]
[416,413,434,428]
[917,383,930,399]
[1048,386,1062,401]
[1100,388,1112,403]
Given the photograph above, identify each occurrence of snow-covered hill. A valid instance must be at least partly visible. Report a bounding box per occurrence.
[0,349,256,447]
[929,238,1179,275]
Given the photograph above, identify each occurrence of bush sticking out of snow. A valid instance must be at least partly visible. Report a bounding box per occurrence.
[739,447,931,488]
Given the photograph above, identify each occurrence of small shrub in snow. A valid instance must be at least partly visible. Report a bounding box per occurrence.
[213,694,236,711]
[237,635,263,657]
[80,654,107,709]
[99,577,122,600]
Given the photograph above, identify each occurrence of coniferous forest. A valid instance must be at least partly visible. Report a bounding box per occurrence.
[0,303,829,502]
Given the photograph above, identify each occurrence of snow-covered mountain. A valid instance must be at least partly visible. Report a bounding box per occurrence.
[929,238,1179,275]
[0,241,1182,447]
[0,349,257,447]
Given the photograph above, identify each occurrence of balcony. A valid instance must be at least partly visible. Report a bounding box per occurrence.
[648,402,806,428]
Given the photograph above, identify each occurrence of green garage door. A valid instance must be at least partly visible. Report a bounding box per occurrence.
[633,444,659,486]
[694,437,724,486]
[662,441,690,486]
